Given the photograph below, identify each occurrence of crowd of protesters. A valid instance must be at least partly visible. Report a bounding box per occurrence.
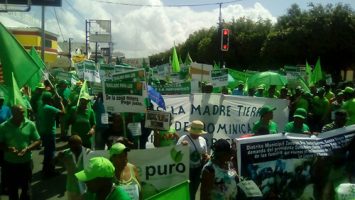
[0,77,354,200]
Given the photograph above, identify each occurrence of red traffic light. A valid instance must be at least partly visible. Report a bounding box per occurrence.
[221,28,230,51]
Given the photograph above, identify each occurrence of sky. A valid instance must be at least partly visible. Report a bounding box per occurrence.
[0,0,354,58]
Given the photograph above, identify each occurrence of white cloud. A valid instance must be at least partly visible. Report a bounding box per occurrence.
[0,0,276,58]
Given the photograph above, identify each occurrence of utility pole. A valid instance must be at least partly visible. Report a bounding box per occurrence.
[95,32,98,64]
[68,38,73,60]
[41,6,45,60]
[85,20,90,57]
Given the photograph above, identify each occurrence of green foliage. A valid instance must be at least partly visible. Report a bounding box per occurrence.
[149,3,355,82]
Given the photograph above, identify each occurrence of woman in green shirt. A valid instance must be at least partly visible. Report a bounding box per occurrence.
[66,94,96,148]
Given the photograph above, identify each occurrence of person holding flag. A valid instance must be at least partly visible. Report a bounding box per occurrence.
[66,81,96,148]
[37,91,65,177]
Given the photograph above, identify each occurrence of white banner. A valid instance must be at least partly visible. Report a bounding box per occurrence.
[155,94,289,146]
[86,146,189,199]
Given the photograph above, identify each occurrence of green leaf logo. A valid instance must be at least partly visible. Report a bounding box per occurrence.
[170,147,183,163]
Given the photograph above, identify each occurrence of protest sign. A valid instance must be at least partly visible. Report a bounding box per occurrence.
[145,110,171,130]
[99,64,115,81]
[155,82,191,95]
[157,94,289,146]
[210,68,228,87]
[86,146,189,199]
[103,80,148,113]
[90,82,103,95]
[111,68,146,82]
[236,125,355,200]
[76,61,101,83]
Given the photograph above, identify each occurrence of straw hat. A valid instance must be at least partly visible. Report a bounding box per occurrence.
[186,120,207,135]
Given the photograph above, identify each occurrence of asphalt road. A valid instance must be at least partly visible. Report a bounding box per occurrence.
[1,135,68,200]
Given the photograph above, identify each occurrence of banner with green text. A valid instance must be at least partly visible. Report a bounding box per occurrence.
[86,146,189,199]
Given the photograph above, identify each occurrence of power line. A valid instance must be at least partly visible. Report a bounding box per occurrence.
[90,0,242,7]
[53,8,65,41]
[64,0,85,20]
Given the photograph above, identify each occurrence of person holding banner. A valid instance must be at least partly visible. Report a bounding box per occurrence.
[75,157,130,200]
[200,139,237,200]
[55,135,91,200]
[252,105,278,135]
[66,94,96,148]
[109,142,141,200]
[284,108,311,134]
[177,120,209,200]
[153,115,179,147]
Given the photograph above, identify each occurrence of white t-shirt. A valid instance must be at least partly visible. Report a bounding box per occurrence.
[177,134,207,168]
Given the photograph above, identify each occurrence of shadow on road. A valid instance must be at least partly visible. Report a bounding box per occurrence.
[31,171,66,200]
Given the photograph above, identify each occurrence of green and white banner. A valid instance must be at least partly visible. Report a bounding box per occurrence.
[103,81,148,113]
[155,82,191,95]
[99,64,115,81]
[210,68,228,87]
[111,68,146,82]
[76,61,101,83]
[129,146,189,199]
[86,146,189,199]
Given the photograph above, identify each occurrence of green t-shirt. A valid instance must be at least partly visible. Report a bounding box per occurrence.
[312,96,330,118]
[85,185,131,200]
[38,104,61,135]
[252,120,278,135]
[284,122,310,134]
[67,106,96,147]
[106,186,131,200]
[342,99,355,126]
[158,127,177,147]
[0,118,40,163]
[295,97,309,111]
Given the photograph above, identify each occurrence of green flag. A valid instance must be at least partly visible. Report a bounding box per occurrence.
[11,73,27,116]
[213,61,220,69]
[146,181,189,200]
[0,23,41,88]
[184,52,193,66]
[28,47,45,90]
[298,75,311,93]
[172,46,180,73]
[77,80,90,107]
[305,60,313,86]
[311,57,323,84]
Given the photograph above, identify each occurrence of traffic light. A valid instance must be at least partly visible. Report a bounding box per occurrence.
[221,28,230,51]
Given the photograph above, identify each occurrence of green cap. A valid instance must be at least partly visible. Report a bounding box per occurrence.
[109,142,130,157]
[293,108,307,119]
[75,157,115,182]
[37,83,45,89]
[259,105,276,117]
[343,87,354,94]
[0,92,5,99]
[238,81,244,86]
[257,84,265,90]
[80,93,91,100]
